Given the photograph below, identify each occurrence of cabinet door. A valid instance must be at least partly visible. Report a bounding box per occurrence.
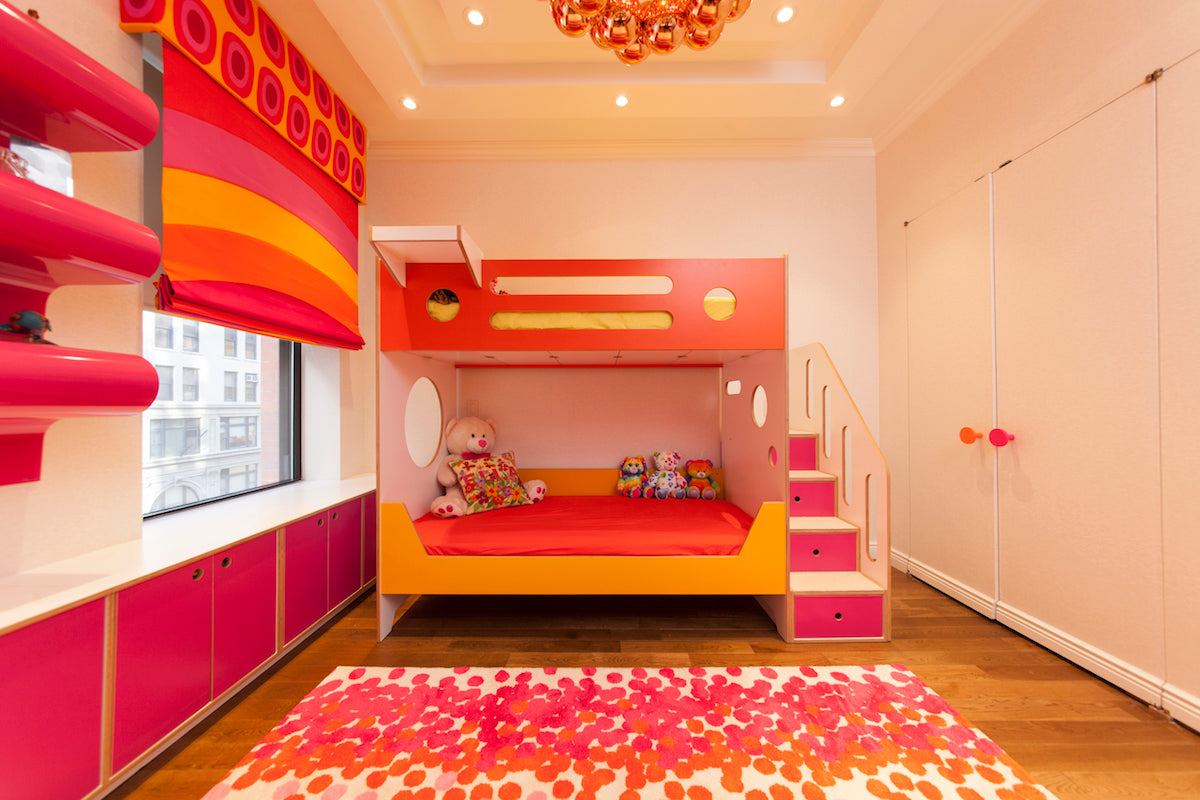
[328,498,364,607]
[993,84,1163,685]
[905,178,997,615]
[284,513,327,643]
[363,491,378,583]
[0,599,105,800]
[113,559,213,772]
[213,532,278,697]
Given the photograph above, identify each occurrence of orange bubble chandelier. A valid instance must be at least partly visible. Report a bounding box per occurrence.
[547,0,753,65]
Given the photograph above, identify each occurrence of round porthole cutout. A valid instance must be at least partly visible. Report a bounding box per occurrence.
[405,377,443,467]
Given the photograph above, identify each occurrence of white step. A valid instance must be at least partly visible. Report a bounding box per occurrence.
[790,571,885,595]
[788,516,857,532]
[788,470,836,481]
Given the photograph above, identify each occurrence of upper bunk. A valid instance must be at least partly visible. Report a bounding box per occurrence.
[373,226,786,363]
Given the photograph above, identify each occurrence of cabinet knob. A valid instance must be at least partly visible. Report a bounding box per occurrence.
[959,427,983,444]
[989,428,1015,447]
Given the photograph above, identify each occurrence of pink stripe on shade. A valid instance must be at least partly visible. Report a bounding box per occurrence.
[1,0,160,151]
[164,109,356,265]
[157,275,364,348]
[0,172,162,292]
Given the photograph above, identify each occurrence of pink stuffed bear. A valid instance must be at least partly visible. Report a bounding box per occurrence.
[645,450,688,499]
[430,417,546,518]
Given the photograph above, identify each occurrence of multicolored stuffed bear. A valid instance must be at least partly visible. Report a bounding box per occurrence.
[645,450,688,499]
[684,458,720,500]
[616,455,648,498]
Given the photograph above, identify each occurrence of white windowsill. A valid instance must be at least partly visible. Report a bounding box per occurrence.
[0,473,376,634]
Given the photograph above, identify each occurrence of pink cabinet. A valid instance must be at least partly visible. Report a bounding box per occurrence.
[793,594,883,639]
[788,478,836,517]
[213,533,278,697]
[328,498,364,608]
[113,559,213,772]
[788,532,858,572]
[284,512,328,643]
[363,491,378,583]
[0,599,105,800]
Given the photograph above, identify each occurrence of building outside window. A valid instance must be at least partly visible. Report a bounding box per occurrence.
[154,315,174,348]
[182,366,199,401]
[182,319,199,352]
[141,311,299,516]
[155,365,173,402]
[148,417,201,458]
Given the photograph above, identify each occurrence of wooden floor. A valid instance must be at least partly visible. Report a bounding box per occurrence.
[108,569,1200,800]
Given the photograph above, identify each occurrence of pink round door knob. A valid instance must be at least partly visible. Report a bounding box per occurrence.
[959,427,983,444]
[989,428,1015,447]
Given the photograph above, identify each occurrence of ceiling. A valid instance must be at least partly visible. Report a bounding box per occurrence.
[265,0,1046,158]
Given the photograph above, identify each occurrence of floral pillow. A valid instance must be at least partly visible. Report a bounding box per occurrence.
[450,451,532,515]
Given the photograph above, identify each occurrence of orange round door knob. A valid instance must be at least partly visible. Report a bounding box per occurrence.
[959,427,983,444]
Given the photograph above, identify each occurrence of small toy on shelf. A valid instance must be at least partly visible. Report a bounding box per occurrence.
[616,455,648,498]
[684,458,721,500]
[1,310,52,343]
[645,450,688,499]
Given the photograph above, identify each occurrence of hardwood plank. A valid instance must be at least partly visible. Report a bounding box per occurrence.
[104,570,1200,800]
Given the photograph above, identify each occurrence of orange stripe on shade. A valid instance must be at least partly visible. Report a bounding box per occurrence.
[162,168,357,301]
[161,225,357,328]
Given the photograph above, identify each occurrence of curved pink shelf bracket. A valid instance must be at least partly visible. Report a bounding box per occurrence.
[0,342,158,484]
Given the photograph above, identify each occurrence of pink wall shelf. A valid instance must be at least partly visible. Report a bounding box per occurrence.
[0,342,158,484]
[0,0,161,487]
[0,1,159,152]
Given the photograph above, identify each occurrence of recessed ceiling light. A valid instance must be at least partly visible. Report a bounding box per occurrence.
[465,8,485,27]
[776,6,794,23]
[830,95,845,108]
[402,97,417,111]
[615,94,629,107]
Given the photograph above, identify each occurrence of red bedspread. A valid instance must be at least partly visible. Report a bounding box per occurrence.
[413,496,754,556]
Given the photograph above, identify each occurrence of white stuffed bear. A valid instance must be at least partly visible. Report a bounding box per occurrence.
[430,416,547,518]
[645,450,688,499]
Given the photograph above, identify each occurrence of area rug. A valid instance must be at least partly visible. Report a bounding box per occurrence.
[202,665,1055,800]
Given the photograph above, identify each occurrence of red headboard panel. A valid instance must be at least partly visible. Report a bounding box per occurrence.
[380,257,785,352]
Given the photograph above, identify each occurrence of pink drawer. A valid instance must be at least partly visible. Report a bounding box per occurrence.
[793,594,883,639]
[788,436,816,470]
[789,532,858,571]
[789,479,835,516]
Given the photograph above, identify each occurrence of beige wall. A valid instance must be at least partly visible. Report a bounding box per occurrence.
[363,155,881,435]
[0,4,148,572]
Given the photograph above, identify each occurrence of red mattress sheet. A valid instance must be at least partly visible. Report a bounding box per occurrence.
[413,495,754,556]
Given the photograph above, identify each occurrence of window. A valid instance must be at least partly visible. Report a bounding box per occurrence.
[182,320,199,352]
[149,418,201,458]
[154,315,174,348]
[220,464,258,494]
[182,367,199,401]
[142,311,300,517]
[219,415,258,450]
[155,365,173,402]
[224,328,238,357]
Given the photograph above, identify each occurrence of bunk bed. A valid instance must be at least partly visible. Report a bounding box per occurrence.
[374,235,792,640]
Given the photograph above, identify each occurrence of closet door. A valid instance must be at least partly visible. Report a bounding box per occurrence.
[1157,52,1200,729]
[905,178,997,615]
[992,84,1163,694]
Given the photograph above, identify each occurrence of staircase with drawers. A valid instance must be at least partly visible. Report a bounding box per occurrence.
[775,344,891,643]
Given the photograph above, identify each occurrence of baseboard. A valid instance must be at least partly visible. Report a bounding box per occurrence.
[996,601,1164,707]
[890,548,911,573]
[1163,683,1200,734]
[905,557,996,619]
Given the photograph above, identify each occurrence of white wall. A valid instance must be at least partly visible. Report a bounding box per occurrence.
[363,155,880,435]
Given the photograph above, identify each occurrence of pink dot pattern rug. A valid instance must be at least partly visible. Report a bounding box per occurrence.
[203,665,1054,800]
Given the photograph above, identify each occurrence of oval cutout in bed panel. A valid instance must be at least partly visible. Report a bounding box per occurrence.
[490,311,673,331]
[405,377,443,467]
[704,287,736,320]
[491,275,673,295]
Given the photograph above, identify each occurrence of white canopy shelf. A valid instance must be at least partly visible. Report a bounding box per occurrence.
[369,225,482,288]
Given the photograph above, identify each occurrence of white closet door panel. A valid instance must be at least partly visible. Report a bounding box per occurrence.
[906,178,997,614]
[993,85,1163,678]
[1158,52,1200,726]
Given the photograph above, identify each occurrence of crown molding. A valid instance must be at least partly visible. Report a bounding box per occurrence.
[369,137,875,161]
